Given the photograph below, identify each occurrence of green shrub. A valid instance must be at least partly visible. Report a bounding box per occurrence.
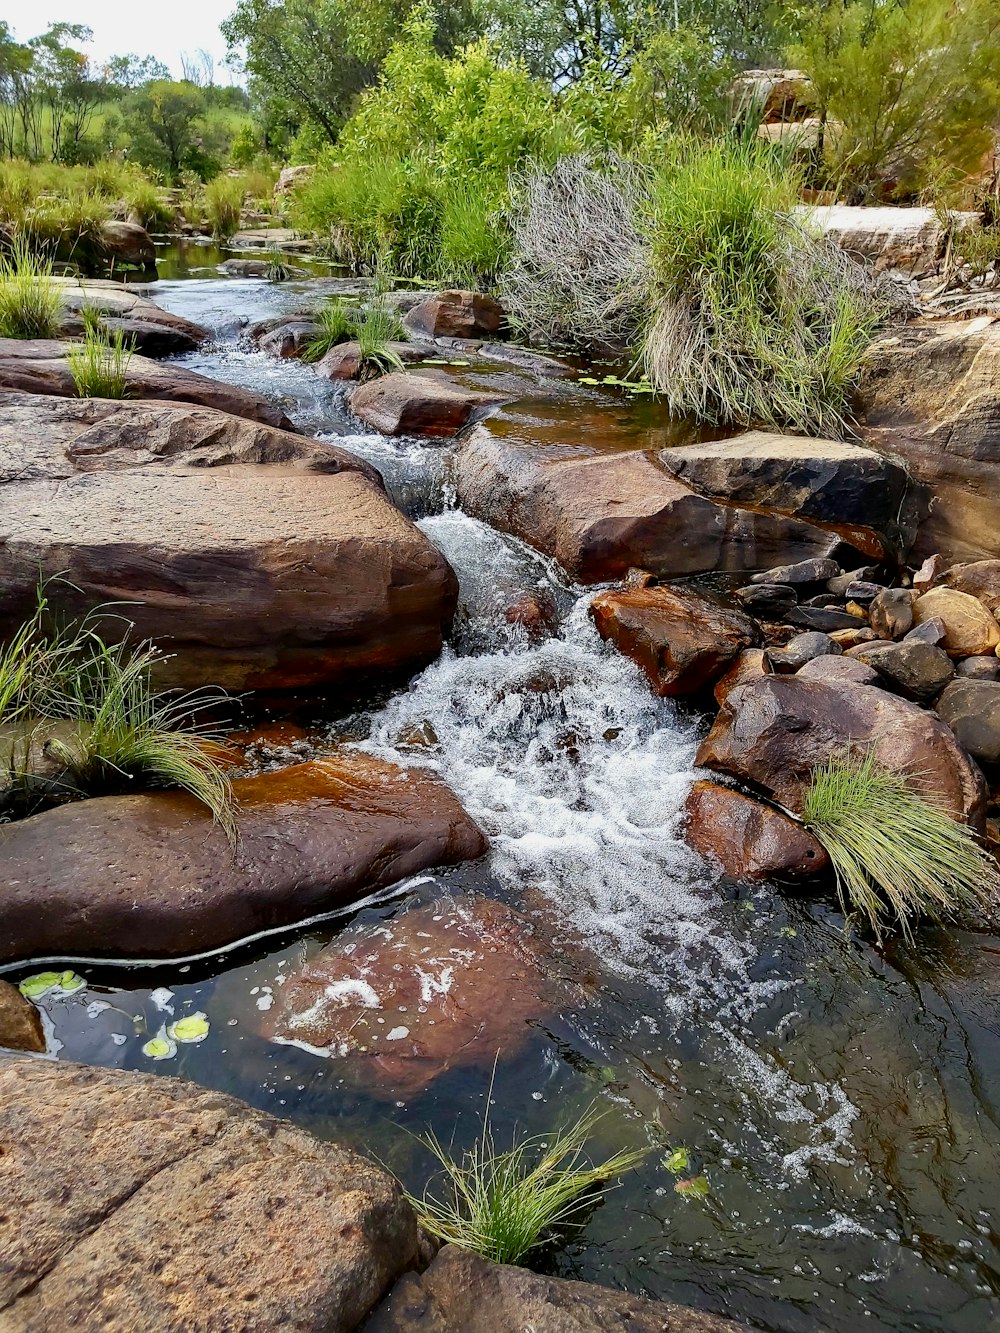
[123,179,174,231]
[954,224,1000,287]
[205,175,244,240]
[438,178,510,287]
[803,751,1000,941]
[407,1102,646,1265]
[0,238,62,339]
[67,326,135,398]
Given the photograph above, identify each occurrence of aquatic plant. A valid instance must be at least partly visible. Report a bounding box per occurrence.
[302,300,358,362]
[802,751,1000,941]
[67,326,135,398]
[407,1101,646,1265]
[0,236,62,339]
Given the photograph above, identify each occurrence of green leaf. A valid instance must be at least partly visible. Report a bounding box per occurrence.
[142,1027,177,1060]
[19,970,85,1000]
[168,1012,210,1044]
[663,1146,690,1174]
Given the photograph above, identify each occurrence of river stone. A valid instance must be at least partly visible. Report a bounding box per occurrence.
[767,631,840,673]
[957,655,1000,681]
[349,371,501,437]
[854,640,954,701]
[660,434,919,563]
[403,290,505,340]
[365,1244,746,1333]
[52,278,208,344]
[713,648,771,705]
[315,342,427,383]
[258,319,320,358]
[797,654,879,686]
[100,219,156,269]
[697,676,987,824]
[589,585,760,697]
[941,559,1000,613]
[0,983,45,1053]
[261,896,556,1097]
[750,557,841,586]
[913,553,946,593]
[827,566,881,596]
[0,339,297,430]
[869,587,916,640]
[937,680,1000,764]
[0,395,456,691]
[685,780,829,883]
[0,1057,418,1330]
[912,587,1000,657]
[903,617,946,646]
[734,582,797,619]
[0,756,486,964]
[787,604,866,632]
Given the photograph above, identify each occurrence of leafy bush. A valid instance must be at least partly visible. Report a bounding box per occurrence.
[803,751,1000,941]
[68,326,135,398]
[408,1101,646,1265]
[0,237,62,338]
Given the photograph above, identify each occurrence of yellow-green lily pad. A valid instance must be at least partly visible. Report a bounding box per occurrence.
[142,1028,177,1061]
[663,1146,690,1174]
[19,970,85,1001]
[168,1012,210,1044]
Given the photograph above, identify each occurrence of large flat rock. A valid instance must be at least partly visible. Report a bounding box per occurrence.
[51,277,209,346]
[0,1057,419,1331]
[0,395,456,690]
[802,205,977,274]
[364,1245,746,1333]
[0,756,486,963]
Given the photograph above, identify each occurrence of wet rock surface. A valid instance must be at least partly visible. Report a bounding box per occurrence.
[261,895,557,1097]
[0,983,45,1053]
[0,757,486,964]
[364,1244,747,1333]
[0,1056,418,1332]
[685,780,829,883]
[590,585,759,696]
[936,680,1000,764]
[350,371,503,437]
[767,631,840,672]
[855,639,955,701]
[912,586,1000,657]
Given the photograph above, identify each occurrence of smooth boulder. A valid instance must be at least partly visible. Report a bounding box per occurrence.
[937,680,1000,765]
[0,1057,418,1331]
[349,371,500,437]
[912,586,1000,657]
[685,780,829,883]
[0,756,487,964]
[403,290,505,340]
[855,640,954,701]
[697,675,987,824]
[590,585,760,696]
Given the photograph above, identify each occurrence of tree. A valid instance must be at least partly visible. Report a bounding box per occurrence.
[102,53,171,90]
[124,80,209,179]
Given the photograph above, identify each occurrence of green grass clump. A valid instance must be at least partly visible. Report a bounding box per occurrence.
[438,178,510,288]
[356,300,406,375]
[641,135,886,437]
[67,326,135,398]
[302,300,358,363]
[0,237,62,339]
[803,752,1000,941]
[205,175,244,240]
[0,586,236,838]
[407,1102,646,1265]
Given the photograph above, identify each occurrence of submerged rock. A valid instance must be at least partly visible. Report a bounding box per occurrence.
[261,895,556,1097]
[0,1056,418,1330]
[685,780,829,883]
[349,371,501,437]
[697,676,987,824]
[590,585,760,696]
[0,981,45,1053]
[0,757,486,963]
[365,1244,746,1333]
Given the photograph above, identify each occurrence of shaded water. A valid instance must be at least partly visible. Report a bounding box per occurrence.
[8,268,1000,1332]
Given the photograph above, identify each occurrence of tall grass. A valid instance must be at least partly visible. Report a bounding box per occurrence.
[302,300,358,363]
[0,236,62,339]
[205,176,244,240]
[356,300,406,374]
[802,752,1000,941]
[407,1100,646,1265]
[67,326,135,398]
[438,178,510,287]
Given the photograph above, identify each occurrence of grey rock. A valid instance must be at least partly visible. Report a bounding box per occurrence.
[787,605,868,632]
[869,587,916,639]
[734,582,797,618]
[957,656,1000,681]
[845,639,893,658]
[827,566,882,596]
[752,557,841,586]
[844,580,883,603]
[797,655,880,686]
[937,679,1000,764]
[768,631,841,672]
[857,640,954,701]
[805,593,838,608]
[904,617,946,646]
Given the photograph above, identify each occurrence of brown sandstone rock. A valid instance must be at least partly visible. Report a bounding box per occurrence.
[912,587,1000,657]
[591,585,759,696]
[942,559,1000,614]
[0,983,45,1053]
[258,319,320,358]
[365,1245,746,1333]
[349,371,501,437]
[0,756,486,964]
[315,342,427,383]
[868,587,915,639]
[100,220,156,269]
[261,896,555,1097]
[697,676,987,824]
[797,654,879,686]
[0,1057,418,1330]
[403,290,505,340]
[53,278,207,344]
[713,648,771,705]
[685,780,829,882]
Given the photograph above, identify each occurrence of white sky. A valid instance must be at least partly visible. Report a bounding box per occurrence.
[1,0,242,83]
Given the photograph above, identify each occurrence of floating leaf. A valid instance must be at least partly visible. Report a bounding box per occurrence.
[674,1175,710,1199]
[19,970,85,1001]
[142,1026,177,1061]
[663,1146,690,1175]
[577,376,600,385]
[168,1012,210,1044]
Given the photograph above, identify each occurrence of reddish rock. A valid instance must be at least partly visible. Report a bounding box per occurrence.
[0,1058,418,1330]
[713,648,771,705]
[315,342,426,383]
[261,896,557,1096]
[503,590,557,640]
[258,320,320,358]
[912,586,1000,657]
[403,290,505,340]
[100,220,156,269]
[942,559,1000,613]
[0,757,486,964]
[349,371,501,437]
[685,780,829,882]
[697,676,987,824]
[0,982,45,1053]
[590,585,759,696]
[797,654,879,685]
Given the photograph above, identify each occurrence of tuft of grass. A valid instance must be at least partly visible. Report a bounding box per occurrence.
[356,300,406,375]
[0,236,62,339]
[406,1100,647,1265]
[302,300,358,363]
[437,178,510,287]
[205,175,244,240]
[802,752,1000,942]
[67,326,135,398]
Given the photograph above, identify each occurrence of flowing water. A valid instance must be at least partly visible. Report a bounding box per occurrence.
[9,252,1000,1331]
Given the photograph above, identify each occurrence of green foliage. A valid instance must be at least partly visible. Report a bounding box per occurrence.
[205,175,244,239]
[790,0,1000,200]
[302,299,358,362]
[356,298,406,375]
[954,223,1000,287]
[0,235,61,338]
[437,177,510,288]
[67,326,135,398]
[407,1101,647,1265]
[0,586,236,837]
[641,134,886,435]
[124,81,214,181]
[803,752,1000,942]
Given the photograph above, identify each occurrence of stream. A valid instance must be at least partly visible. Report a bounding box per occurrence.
[10,247,1000,1332]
